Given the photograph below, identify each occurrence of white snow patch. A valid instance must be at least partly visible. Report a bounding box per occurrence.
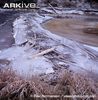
[58,62,66,65]
[41,8,55,14]
[84,45,98,52]
[13,16,27,45]
[70,10,84,15]
[59,10,84,15]
[41,8,84,15]
[0,46,54,77]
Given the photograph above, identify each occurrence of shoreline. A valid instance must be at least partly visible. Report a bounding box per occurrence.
[0,9,98,99]
[42,13,98,47]
[0,11,98,77]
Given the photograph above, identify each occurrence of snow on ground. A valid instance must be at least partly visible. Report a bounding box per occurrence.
[0,14,54,77]
[41,8,84,15]
[29,13,98,74]
[0,12,98,77]
[84,45,98,52]
[41,8,55,14]
[58,10,84,15]
[13,16,28,45]
[0,46,54,77]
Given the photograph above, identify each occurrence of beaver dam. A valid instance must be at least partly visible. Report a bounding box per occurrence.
[0,9,98,99]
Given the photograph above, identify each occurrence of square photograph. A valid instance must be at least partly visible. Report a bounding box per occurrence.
[0,0,98,99]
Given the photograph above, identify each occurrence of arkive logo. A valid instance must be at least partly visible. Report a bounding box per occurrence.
[3,1,37,9]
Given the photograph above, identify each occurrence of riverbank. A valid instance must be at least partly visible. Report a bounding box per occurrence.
[0,12,98,76]
[0,9,98,99]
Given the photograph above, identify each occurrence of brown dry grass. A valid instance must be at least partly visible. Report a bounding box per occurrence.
[0,68,97,100]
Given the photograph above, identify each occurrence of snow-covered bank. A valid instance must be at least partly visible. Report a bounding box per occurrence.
[84,45,98,52]
[13,16,27,45]
[41,8,84,15]
[0,12,98,77]
[0,14,54,77]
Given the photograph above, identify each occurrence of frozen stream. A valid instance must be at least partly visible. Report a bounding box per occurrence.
[0,11,98,78]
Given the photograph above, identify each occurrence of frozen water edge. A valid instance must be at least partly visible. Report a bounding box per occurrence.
[41,8,84,15]
[84,45,98,52]
[0,12,98,77]
[13,16,27,45]
[0,13,54,77]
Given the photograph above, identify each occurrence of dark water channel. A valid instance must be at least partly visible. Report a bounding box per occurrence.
[0,11,19,50]
[0,11,19,67]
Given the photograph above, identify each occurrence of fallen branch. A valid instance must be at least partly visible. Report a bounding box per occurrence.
[32,47,56,58]
[82,9,98,12]
[48,3,58,15]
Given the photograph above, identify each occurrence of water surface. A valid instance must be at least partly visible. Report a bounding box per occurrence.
[0,11,19,50]
[43,15,98,46]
